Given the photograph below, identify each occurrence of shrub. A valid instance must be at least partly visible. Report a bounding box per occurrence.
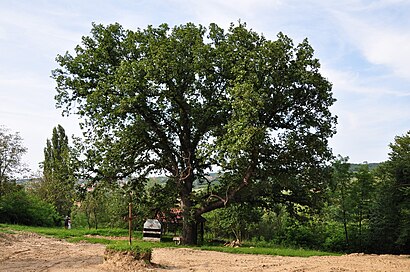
[0,190,59,226]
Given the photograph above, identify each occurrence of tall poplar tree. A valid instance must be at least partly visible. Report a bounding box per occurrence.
[331,156,352,247]
[351,164,374,249]
[41,125,74,217]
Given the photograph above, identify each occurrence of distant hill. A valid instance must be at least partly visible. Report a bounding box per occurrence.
[349,162,380,172]
[148,173,220,189]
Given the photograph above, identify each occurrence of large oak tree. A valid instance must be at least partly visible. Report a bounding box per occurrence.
[52,22,337,244]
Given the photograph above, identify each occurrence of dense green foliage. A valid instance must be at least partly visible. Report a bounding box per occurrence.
[36,125,75,217]
[202,131,410,254]
[71,181,129,229]
[367,131,410,253]
[0,126,59,227]
[204,203,261,241]
[0,188,59,226]
[52,21,336,244]
[70,178,179,230]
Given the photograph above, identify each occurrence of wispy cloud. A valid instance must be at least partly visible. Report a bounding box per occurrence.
[0,3,83,48]
[320,0,410,82]
[335,16,410,80]
[323,66,410,97]
[314,0,410,161]
[324,64,410,162]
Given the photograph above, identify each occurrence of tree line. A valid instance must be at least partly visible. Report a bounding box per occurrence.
[1,123,408,253]
[0,21,408,253]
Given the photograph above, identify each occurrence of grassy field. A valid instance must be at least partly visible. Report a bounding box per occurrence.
[0,224,340,257]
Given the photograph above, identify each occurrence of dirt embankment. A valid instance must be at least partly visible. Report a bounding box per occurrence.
[1,232,409,272]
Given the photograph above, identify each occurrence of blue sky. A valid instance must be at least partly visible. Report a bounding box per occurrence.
[1,0,409,173]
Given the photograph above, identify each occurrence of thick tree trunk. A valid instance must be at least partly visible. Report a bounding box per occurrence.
[178,163,198,245]
[180,192,198,245]
[179,155,256,245]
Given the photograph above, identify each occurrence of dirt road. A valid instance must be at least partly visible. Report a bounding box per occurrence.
[1,232,409,271]
[0,232,107,272]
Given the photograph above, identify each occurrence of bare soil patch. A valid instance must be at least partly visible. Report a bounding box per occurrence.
[1,232,409,272]
[0,232,151,272]
[152,248,410,271]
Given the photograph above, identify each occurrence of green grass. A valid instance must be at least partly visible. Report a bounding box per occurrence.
[199,245,339,257]
[0,224,130,239]
[106,243,152,254]
[0,223,175,249]
[67,236,115,244]
[0,224,340,257]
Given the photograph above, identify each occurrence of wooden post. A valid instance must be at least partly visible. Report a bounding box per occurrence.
[128,202,132,246]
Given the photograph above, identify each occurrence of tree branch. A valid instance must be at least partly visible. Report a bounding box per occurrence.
[195,162,256,218]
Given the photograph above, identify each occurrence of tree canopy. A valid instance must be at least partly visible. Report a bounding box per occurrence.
[52,22,337,244]
[370,131,410,252]
[0,125,28,195]
[39,125,74,217]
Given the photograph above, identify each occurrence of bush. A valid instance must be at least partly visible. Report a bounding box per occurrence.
[70,206,89,228]
[322,227,349,252]
[0,190,59,226]
[282,222,324,249]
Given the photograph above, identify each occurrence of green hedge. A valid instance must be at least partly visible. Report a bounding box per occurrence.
[0,190,59,226]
